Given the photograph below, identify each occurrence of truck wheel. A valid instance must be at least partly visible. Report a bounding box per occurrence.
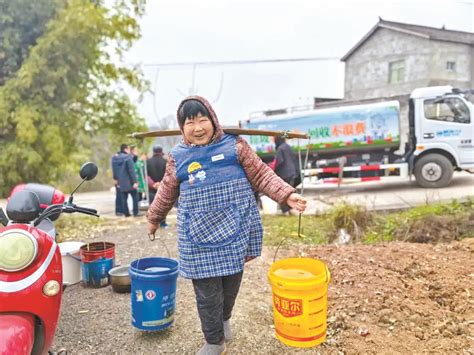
[414,154,453,188]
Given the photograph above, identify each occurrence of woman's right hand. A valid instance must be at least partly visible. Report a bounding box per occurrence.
[147,222,159,237]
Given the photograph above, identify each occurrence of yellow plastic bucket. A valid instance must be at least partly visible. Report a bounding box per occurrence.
[268,257,331,348]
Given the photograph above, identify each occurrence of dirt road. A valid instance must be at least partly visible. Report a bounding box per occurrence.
[53,218,474,354]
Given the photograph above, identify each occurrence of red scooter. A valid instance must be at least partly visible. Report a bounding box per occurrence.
[0,162,99,355]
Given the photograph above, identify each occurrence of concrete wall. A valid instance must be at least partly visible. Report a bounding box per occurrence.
[344,28,473,100]
[426,40,472,89]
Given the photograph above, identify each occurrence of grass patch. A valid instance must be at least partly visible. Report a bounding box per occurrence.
[262,199,474,246]
[325,203,372,242]
[55,214,108,242]
[365,199,473,244]
[262,202,372,246]
[261,214,329,246]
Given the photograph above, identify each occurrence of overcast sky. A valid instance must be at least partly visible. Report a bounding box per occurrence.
[124,0,474,127]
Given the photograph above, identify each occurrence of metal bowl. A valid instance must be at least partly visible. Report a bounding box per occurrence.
[108,265,131,293]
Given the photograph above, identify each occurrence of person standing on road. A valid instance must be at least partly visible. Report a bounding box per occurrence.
[146,145,167,202]
[112,144,140,217]
[146,145,169,228]
[131,145,147,202]
[146,97,307,354]
[111,149,124,216]
[274,136,301,214]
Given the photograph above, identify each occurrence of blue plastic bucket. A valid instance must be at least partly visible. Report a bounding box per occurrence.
[129,257,179,331]
[81,257,115,288]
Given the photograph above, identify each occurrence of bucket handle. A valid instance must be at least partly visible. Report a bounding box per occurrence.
[146,231,171,258]
[272,236,286,263]
[137,230,171,271]
[325,264,331,284]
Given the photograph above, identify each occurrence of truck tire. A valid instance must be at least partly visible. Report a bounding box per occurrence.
[414,154,453,188]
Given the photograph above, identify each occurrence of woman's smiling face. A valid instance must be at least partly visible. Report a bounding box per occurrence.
[182,113,215,145]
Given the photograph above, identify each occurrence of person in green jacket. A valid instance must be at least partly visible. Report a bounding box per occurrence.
[131,145,147,201]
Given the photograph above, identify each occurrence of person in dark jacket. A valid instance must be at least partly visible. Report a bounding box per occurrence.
[111,151,124,216]
[146,145,167,202]
[274,136,301,214]
[112,144,139,217]
[147,145,169,227]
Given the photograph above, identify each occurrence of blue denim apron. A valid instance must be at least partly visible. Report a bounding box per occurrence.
[172,134,262,279]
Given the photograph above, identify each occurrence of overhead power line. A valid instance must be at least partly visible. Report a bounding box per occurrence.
[138,57,340,68]
[142,56,341,121]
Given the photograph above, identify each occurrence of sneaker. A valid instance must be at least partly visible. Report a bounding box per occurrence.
[133,212,145,217]
[197,342,226,355]
[115,212,124,216]
[223,320,232,342]
[159,222,169,229]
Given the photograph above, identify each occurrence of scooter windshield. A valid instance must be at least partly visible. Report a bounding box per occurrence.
[36,219,56,240]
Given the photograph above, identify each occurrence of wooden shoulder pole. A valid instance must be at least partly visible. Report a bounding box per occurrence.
[128,127,308,139]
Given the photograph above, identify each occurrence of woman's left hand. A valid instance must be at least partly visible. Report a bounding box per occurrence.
[286,193,307,212]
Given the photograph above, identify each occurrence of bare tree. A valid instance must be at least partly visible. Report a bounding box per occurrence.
[148,114,181,154]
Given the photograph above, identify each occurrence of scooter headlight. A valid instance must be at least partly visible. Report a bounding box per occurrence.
[0,230,38,272]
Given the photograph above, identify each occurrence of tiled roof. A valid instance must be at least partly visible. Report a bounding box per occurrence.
[341,19,474,61]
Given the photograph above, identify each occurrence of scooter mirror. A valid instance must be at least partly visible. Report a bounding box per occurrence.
[79,162,98,181]
[67,162,99,204]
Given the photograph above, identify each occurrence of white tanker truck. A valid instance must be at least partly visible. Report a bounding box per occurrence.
[241,86,473,188]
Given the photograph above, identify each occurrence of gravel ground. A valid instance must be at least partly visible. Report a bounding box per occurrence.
[53,216,474,354]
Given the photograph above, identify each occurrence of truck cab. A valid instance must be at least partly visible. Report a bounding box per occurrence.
[411,86,474,187]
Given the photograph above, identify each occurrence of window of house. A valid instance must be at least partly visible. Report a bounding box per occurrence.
[446,61,456,72]
[389,60,405,83]
[424,97,470,124]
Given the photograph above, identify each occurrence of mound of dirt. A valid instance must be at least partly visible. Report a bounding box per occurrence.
[300,238,474,354]
[396,214,473,243]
